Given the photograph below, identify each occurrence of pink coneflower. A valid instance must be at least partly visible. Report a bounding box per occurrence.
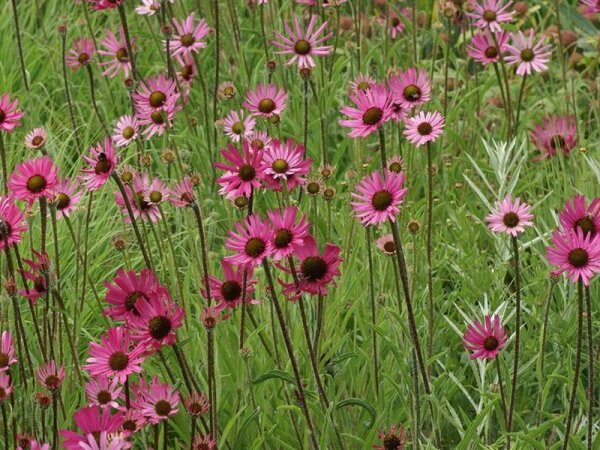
[177,56,196,96]
[215,141,267,199]
[389,67,432,110]
[133,376,180,424]
[183,391,210,417]
[205,259,257,312]
[128,292,185,349]
[468,30,508,65]
[136,0,163,16]
[246,130,273,151]
[86,376,123,410]
[101,308,146,355]
[351,170,407,226]
[581,0,600,17]
[463,314,507,359]
[386,156,404,173]
[403,111,445,147]
[0,196,27,249]
[37,361,65,390]
[349,74,376,94]
[98,28,136,78]
[222,110,255,142]
[77,432,128,450]
[505,29,552,76]
[133,75,180,113]
[81,137,118,191]
[485,194,534,236]
[170,13,211,62]
[144,176,169,206]
[529,114,577,160]
[50,178,83,219]
[376,234,396,256]
[272,14,333,69]
[9,156,59,206]
[373,423,407,449]
[88,0,124,10]
[559,196,600,237]
[225,214,273,267]
[0,373,12,401]
[0,331,16,373]
[339,83,393,138]
[467,0,515,32]
[263,139,312,191]
[25,128,48,150]
[66,37,95,70]
[387,11,407,39]
[19,441,49,450]
[283,236,341,296]
[0,93,23,133]
[169,177,196,207]
[84,327,146,383]
[243,84,288,118]
[19,250,50,304]
[112,115,139,147]
[61,406,125,450]
[120,409,147,436]
[546,229,600,285]
[192,434,217,450]
[137,102,178,139]
[267,207,311,261]
[115,173,162,223]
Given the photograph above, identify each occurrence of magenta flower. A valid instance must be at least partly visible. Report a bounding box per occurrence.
[272,14,333,69]
[19,249,50,304]
[243,84,288,118]
[351,170,407,226]
[61,406,125,450]
[546,229,600,285]
[225,214,273,267]
[403,111,445,146]
[263,139,312,191]
[192,434,217,450]
[170,13,211,62]
[222,110,255,142]
[183,392,210,417]
[215,140,267,199]
[0,196,27,249]
[112,115,139,147]
[463,314,508,360]
[205,259,257,312]
[388,11,408,40]
[24,128,48,149]
[88,0,124,10]
[133,74,180,113]
[114,173,162,223]
[339,83,393,138]
[0,373,12,401]
[468,31,508,65]
[267,207,311,261]
[37,360,65,390]
[85,376,123,410]
[137,102,179,139]
[376,234,396,256]
[530,114,577,160]
[132,376,180,424]
[283,236,341,296]
[389,67,432,110]
[247,131,273,151]
[19,440,49,450]
[128,292,185,349]
[0,331,16,373]
[0,93,23,133]
[103,268,161,321]
[559,195,600,237]
[169,177,196,207]
[50,178,83,219]
[505,29,552,76]
[66,37,95,70]
[84,327,146,383]
[81,137,118,191]
[373,423,407,450]
[98,28,136,78]
[467,0,515,32]
[485,194,534,236]
[9,156,59,206]
[349,74,376,94]
[581,0,600,17]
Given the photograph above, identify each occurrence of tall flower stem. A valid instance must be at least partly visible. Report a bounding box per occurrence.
[0,135,8,194]
[52,391,59,450]
[365,227,380,397]
[212,0,220,152]
[11,0,29,91]
[112,174,153,269]
[585,285,593,450]
[85,65,109,135]
[117,4,140,82]
[259,5,269,63]
[506,235,522,448]
[562,281,584,450]
[51,289,83,384]
[1,402,8,448]
[425,142,434,359]
[262,259,319,449]
[60,32,81,151]
[191,202,212,306]
[495,357,508,426]
[207,326,217,440]
[513,74,528,136]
